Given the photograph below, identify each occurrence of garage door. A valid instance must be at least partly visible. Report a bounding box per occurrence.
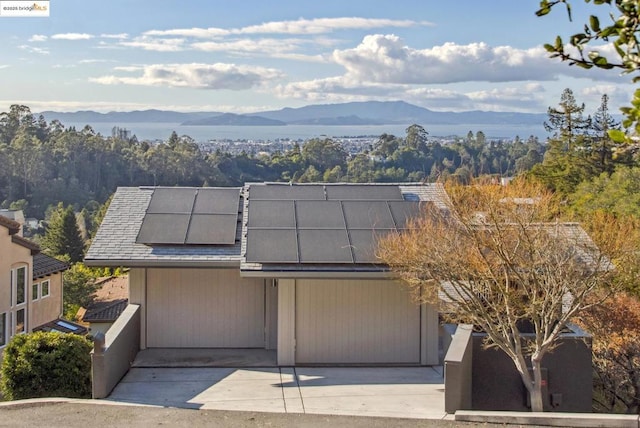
[295,279,420,364]
[146,268,264,348]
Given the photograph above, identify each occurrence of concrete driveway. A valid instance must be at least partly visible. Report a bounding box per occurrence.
[104,366,446,419]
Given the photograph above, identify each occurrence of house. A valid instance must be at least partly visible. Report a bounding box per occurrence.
[0,215,71,354]
[78,276,129,335]
[85,183,450,366]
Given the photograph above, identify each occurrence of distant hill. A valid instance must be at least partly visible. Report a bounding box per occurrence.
[40,109,217,123]
[182,113,286,126]
[253,101,547,126]
[39,101,547,127]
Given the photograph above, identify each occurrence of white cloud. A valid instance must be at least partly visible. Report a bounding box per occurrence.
[191,37,322,59]
[100,33,129,39]
[237,17,428,35]
[580,84,634,113]
[28,34,47,42]
[120,37,185,52]
[90,63,284,90]
[18,45,49,55]
[51,33,94,41]
[113,66,143,72]
[331,35,574,85]
[78,59,112,64]
[0,65,9,70]
[143,18,429,38]
[144,27,229,38]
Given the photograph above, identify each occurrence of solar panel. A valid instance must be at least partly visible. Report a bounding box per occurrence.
[247,200,295,228]
[298,229,353,263]
[185,214,238,245]
[342,201,395,229]
[193,188,240,214]
[246,229,298,263]
[326,185,403,201]
[147,188,196,213]
[137,213,190,244]
[250,184,325,200]
[348,229,395,263]
[389,201,424,228]
[295,200,345,229]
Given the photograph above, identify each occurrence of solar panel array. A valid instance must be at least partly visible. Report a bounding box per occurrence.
[245,184,424,264]
[137,188,240,245]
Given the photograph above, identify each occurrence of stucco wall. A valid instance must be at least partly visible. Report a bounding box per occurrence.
[29,273,63,329]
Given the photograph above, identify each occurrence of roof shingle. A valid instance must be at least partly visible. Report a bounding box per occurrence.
[33,253,69,279]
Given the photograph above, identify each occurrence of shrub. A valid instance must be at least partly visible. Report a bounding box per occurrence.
[0,332,92,400]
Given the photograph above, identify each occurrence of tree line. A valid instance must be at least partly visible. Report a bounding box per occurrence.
[0,104,548,221]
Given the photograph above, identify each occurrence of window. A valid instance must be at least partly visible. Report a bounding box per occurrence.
[14,266,26,306]
[15,309,25,335]
[0,313,6,347]
[41,280,50,298]
[32,282,39,300]
[10,266,28,339]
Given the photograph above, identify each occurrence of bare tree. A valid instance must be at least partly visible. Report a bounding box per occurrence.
[377,181,635,412]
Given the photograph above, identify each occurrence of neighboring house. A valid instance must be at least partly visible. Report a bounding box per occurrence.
[78,276,129,335]
[0,215,70,355]
[85,183,450,366]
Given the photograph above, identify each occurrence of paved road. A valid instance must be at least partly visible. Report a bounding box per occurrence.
[0,402,547,427]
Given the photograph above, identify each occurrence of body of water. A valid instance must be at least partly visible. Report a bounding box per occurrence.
[66,122,550,142]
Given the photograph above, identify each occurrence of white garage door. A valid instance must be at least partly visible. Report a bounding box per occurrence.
[295,279,420,364]
[146,268,265,348]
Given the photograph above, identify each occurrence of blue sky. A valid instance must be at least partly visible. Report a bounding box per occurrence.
[0,0,633,115]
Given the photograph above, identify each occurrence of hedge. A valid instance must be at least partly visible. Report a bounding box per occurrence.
[1,331,92,400]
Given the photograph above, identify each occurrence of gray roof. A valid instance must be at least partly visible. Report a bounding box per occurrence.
[240,182,450,275]
[85,187,243,267]
[33,253,69,279]
[82,299,129,322]
[86,183,449,272]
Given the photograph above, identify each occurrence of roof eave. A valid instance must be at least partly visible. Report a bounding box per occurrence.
[84,258,242,268]
[240,268,396,279]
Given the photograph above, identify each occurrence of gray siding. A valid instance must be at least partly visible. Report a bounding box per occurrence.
[295,279,420,364]
[146,268,264,348]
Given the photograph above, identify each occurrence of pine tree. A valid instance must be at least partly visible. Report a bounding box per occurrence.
[544,88,591,147]
[533,89,593,195]
[590,94,621,175]
[41,203,85,263]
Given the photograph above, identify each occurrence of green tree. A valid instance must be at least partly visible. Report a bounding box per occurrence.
[537,0,640,152]
[62,263,100,319]
[569,166,640,218]
[590,94,623,175]
[301,138,347,172]
[405,124,428,150]
[1,332,92,400]
[41,204,85,263]
[532,89,594,194]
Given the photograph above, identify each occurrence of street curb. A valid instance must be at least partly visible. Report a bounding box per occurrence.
[0,398,163,410]
[455,410,640,428]
[0,398,74,409]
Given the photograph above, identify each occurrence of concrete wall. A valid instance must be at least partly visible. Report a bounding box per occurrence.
[471,326,592,412]
[444,324,474,413]
[91,304,140,399]
[128,268,146,349]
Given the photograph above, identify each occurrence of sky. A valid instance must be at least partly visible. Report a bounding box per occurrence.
[0,0,635,115]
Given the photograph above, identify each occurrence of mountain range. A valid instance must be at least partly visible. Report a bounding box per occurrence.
[40,101,547,127]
